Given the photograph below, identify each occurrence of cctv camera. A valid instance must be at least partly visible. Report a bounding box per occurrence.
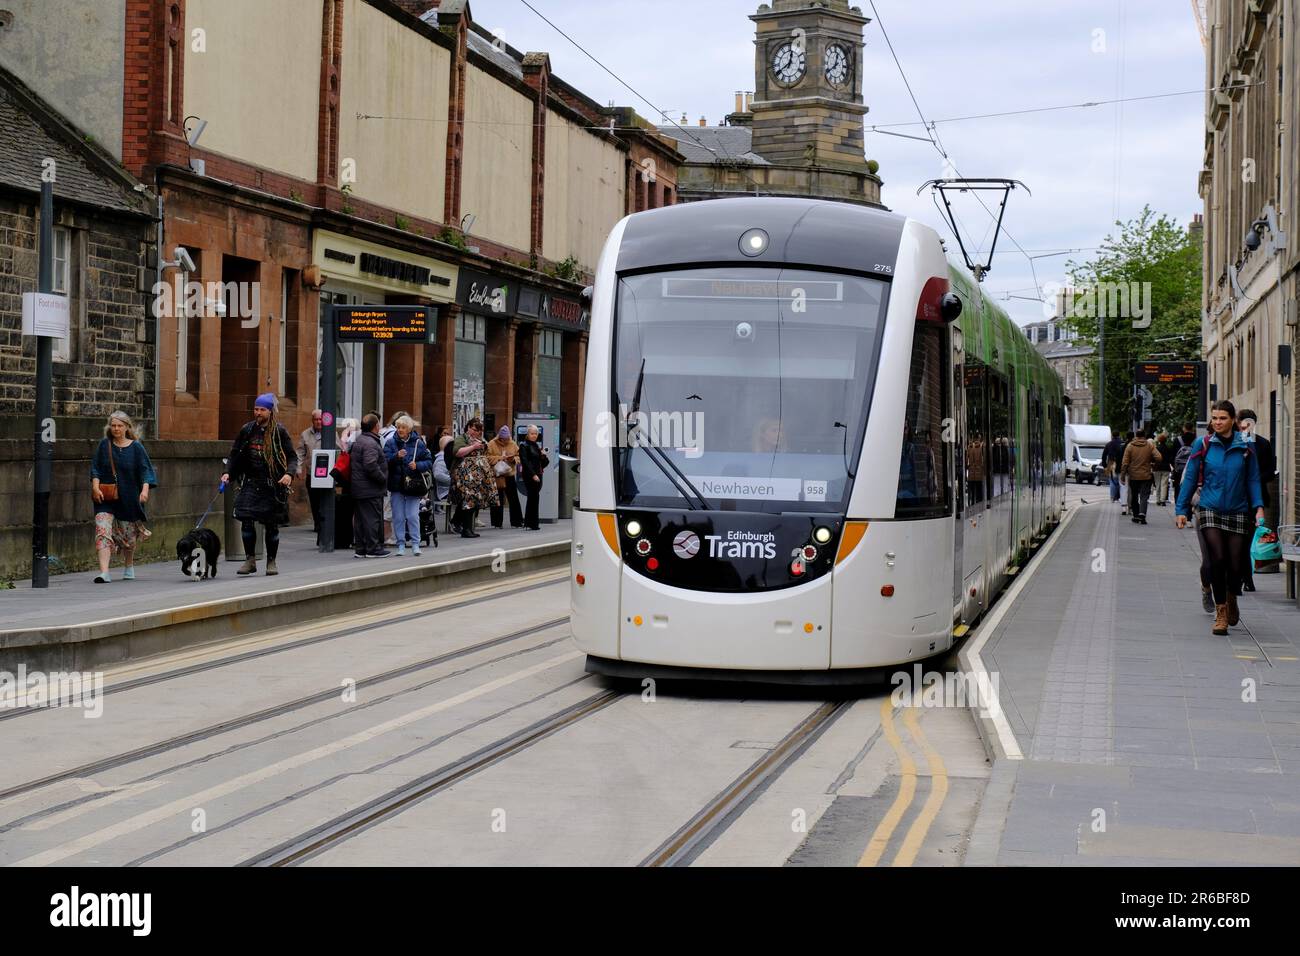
[735,321,754,341]
[174,247,197,272]
[205,298,227,317]
[1244,228,1261,252]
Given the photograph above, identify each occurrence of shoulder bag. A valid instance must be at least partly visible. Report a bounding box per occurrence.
[401,438,434,497]
[98,442,120,502]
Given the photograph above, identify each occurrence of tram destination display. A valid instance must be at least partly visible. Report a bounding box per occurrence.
[334,305,433,343]
[1133,361,1200,385]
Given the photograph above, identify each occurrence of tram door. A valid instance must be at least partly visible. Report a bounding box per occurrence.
[950,327,965,624]
[962,357,990,622]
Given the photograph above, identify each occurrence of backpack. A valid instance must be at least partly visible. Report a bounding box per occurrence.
[1173,442,1194,476]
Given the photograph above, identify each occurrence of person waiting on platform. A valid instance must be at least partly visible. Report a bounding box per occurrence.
[487,426,524,529]
[384,415,433,556]
[519,425,550,531]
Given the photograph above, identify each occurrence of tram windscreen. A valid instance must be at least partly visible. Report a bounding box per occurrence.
[613,267,888,513]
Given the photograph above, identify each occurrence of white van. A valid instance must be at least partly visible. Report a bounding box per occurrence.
[1065,424,1112,483]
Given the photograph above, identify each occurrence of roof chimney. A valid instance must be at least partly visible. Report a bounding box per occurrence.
[734,92,744,113]
[745,92,754,110]
[699,115,707,127]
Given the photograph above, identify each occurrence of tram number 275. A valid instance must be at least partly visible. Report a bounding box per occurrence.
[872,263,894,274]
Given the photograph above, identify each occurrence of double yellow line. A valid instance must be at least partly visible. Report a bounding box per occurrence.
[857,697,949,867]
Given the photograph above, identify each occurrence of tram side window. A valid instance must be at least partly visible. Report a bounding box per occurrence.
[989,371,1012,498]
[896,324,948,518]
[964,359,988,507]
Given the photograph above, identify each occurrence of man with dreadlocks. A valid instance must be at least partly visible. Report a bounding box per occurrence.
[221,393,298,575]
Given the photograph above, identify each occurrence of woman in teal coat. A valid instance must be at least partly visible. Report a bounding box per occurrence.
[1175,400,1263,634]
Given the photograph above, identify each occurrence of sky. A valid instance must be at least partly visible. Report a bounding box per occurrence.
[468,0,1207,328]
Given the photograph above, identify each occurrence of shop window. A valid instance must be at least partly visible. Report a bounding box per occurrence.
[51,226,72,362]
[280,268,301,403]
[175,247,202,394]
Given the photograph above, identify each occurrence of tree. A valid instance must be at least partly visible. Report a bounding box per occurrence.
[1060,206,1202,434]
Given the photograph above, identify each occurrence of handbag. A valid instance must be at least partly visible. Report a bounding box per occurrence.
[400,439,433,497]
[330,448,351,484]
[98,442,120,502]
[494,460,512,477]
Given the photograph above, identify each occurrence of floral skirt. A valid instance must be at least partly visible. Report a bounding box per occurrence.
[453,455,499,511]
[95,511,151,553]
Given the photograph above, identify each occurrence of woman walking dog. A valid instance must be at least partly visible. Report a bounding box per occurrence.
[1175,400,1265,635]
[90,411,158,583]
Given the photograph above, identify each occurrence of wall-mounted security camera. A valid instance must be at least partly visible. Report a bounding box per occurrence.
[174,247,197,272]
[735,321,754,341]
[183,116,207,147]
[1244,225,1262,251]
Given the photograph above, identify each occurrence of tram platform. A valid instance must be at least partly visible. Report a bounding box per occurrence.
[0,521,571,673]
[963,499,1300,866]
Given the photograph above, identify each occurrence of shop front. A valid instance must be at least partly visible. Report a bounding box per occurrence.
[454,269,589,446]
[312,229,457,425]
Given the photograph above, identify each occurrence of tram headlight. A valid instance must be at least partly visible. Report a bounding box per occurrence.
[625,520,642,538]
[813,526,832,545]
[739,228,769,257]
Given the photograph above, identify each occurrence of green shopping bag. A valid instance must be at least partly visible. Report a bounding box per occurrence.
[1251,526,1282,564]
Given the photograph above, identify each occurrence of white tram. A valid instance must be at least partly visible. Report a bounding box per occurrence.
[569,198,1066,681]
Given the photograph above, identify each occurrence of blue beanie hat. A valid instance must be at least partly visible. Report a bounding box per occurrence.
[255,393,276,410]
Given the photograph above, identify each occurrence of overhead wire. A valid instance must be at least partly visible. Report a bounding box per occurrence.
[868,0,1041,297]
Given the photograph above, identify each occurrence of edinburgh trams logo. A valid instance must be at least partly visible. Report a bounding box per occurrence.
[704,530,777,560]
[672,530,700,559]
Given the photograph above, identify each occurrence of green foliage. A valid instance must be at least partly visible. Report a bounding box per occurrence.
[289,189,304,203]
[436,228,468,250]
[1059,206,1202,434]
[394,214,410,231]
[866,159,880,175]
[546,255,582,282]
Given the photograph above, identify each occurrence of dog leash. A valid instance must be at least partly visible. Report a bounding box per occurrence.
[193,480,227,530]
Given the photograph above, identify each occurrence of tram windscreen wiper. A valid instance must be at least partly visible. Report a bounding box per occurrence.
[642,442,711,512]
[619,357,710,511]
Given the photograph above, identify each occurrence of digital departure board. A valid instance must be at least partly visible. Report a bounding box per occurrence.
[1133,361,1200,384]
[333,305,432,343]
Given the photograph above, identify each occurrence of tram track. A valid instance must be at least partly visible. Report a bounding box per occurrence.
[640,698,853,867]
[0,615,571,805]
[240,688,625,867]
[0,571,568,721]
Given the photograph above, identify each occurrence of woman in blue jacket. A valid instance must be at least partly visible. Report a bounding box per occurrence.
[1175,400,1264,635]
[383,415,433,555]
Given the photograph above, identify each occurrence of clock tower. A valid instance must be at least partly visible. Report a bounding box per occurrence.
[750,0,871,169]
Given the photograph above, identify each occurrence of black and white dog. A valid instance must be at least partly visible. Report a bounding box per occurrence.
[177,528,221,579]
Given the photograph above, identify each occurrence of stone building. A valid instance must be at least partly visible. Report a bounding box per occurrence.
[1021,319,1095,425]
[659,0,884,207]
[0,63,222,577]
[1197,0,1299,544]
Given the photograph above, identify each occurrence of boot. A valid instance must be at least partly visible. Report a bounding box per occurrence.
[236,557,257,575]
[1201,586,1214,614]
[265,559,278,576]
[1226,591,1239,626]
[1213,604,1229,636]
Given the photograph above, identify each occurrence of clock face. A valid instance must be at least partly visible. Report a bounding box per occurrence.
[825,43,850,87]
[771,41,806,87]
